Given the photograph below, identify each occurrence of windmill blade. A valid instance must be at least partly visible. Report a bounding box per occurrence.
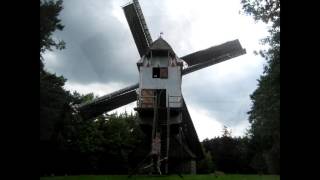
[74,83,139,119]
[181,46,246,75]
[180,97,204,159]
[123,0,152,57]
[181,40,246,74]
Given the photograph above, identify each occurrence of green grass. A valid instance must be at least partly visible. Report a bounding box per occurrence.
[40,175,280,180]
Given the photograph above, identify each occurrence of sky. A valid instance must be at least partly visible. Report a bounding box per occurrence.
[43,0,270,140]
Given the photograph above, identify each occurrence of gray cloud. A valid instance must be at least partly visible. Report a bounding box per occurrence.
[45,0,140,84]
[182,57,263,127]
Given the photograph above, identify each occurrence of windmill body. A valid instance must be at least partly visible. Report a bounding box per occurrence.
[137,37,183,112]
[135,37,188,174]
[74,0,247,175]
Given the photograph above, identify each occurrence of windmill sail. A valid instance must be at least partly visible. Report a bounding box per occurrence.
[181,39,246,68]
[75,83,138,119]
[123,1,152,57]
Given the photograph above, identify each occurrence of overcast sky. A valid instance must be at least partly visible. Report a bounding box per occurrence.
[43,0,270,140]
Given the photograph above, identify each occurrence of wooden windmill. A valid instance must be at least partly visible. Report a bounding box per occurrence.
[74,0,246,175]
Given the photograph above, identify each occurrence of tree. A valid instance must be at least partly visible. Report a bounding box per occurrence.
[201,135,255,174]
[40,71,72,141]
[40,0,67,141]
[40,0,68,142]
[197,146,214,174]
[61,112,144,175]
[241,0,280,174]
[40,0,65,71]
[40,0,73,175]
[222,126,232,138]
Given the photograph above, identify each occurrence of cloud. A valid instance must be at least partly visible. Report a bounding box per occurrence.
[182,53,264,127]
[188,102,224,140]
[188,101,251,140]
[231,119,251,137]
[43,0,270,138]
[45,0,140,85]
[64,81,128,97]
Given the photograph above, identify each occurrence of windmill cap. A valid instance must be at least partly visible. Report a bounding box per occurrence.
[148,37,176,57]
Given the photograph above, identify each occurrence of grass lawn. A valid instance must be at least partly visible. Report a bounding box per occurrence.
[40,175,280,180]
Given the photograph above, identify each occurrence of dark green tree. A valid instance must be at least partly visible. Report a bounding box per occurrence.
[40,0,68,142]
[40,0,73,175]
[64,112,144,174]
[241,0,280,174]
[222,126,232,138]
[197,145,215,174]
[40,72,72,141]
[202,134,255,174]
[40,0,65,71]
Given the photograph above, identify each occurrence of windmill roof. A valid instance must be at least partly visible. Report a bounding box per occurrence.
[148,37,176,56]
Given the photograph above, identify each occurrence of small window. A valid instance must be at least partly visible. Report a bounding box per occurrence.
[153,67,168,79]
[153,67,160,78]
[160,67,168,79]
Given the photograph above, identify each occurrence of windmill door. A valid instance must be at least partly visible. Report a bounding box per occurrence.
[156,89,166,108]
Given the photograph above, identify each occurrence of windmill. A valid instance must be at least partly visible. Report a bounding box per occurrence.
[73,0,246,175]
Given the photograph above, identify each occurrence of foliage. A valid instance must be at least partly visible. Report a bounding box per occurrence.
[241,0,280,24]
[197,145,215,174]
[40,0,69,144]
[202,135,255,174]
[41,108,144,175]
[222,126,232,138]
[40,70,73,141]
[241,0,280,174]
[40,0,65,70]
[67,112,144,174]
